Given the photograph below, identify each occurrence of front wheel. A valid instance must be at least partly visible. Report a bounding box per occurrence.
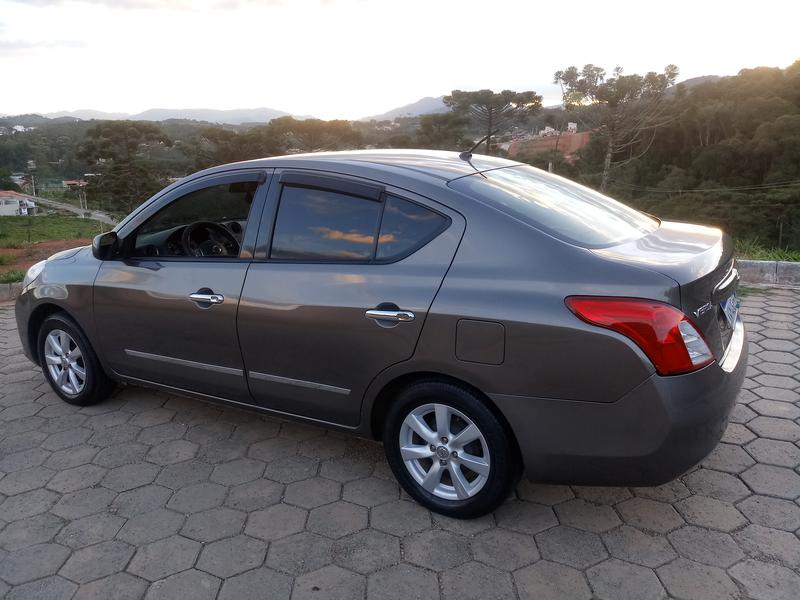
[383,380,518,518]
[37,313,115,406]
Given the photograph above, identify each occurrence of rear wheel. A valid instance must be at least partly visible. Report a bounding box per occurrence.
[37,313,115,406]
[383,380,517,518]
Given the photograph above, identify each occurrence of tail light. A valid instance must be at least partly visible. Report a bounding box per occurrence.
[565,296,714,375]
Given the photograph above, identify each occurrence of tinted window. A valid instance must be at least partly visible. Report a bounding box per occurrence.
[271,186,381,260]
[133,181,257,258]
[449,165,658,248]
[377,196,447,260]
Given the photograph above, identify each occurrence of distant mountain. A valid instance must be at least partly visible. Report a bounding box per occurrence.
[45,109,130,121]
[0,113,78,127]
[129,107,297,124]
[34,107,308,125]
[362,96,448,121]
[677,75,722,89]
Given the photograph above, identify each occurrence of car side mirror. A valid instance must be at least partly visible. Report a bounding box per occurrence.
[92,231,119,260]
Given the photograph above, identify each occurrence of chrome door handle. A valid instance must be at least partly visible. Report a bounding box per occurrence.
[365,309,415,322]
[189,292,224,305]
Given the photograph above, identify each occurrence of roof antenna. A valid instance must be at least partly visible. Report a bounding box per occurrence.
[458,129,499,162]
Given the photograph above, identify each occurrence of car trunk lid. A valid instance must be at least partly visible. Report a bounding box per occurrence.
[591,221,738,360]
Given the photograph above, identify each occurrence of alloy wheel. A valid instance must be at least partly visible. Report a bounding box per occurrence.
[44,329,86,396]
[398,403,490,500]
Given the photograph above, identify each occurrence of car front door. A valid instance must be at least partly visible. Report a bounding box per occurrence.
[237,170,465,427]
[93,169,270,401]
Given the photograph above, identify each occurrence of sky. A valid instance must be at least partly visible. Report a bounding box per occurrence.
[0,0,798,120]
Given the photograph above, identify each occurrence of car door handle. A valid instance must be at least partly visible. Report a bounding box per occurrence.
[365,309,415,322]
[189,292,224,305]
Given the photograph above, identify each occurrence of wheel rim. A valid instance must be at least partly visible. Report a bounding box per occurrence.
[44,329,86,396]
[398,403,491,501]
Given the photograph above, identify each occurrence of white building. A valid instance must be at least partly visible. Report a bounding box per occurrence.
[0,192,37,216]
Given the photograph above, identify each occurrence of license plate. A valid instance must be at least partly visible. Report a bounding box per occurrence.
[721,294,739,327]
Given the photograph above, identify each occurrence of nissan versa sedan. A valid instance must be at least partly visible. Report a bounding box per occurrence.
[15,150,746,518]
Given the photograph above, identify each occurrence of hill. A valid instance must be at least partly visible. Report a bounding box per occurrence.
[361,96,447,121]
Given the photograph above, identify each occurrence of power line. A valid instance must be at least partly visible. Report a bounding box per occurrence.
[608,179,800,193]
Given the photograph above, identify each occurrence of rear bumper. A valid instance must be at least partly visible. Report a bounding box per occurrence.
[491,316,747,486]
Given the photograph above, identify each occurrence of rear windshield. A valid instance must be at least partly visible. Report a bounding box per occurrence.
[449,165,658,248]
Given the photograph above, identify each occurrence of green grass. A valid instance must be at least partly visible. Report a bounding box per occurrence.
[0,215,107,246]
[735,238,800,262]
[0,253,15,265]
[0,270,24,284]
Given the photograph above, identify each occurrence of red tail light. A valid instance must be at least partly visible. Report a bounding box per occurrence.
[565,296,714,375]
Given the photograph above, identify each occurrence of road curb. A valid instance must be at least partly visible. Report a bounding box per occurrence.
[0,282,22,302]
[738,259,800,286]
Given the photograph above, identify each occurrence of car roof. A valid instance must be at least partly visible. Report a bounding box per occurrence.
[210,149,523,183]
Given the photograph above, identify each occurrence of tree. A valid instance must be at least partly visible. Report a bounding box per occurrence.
[79,121,172,212]
[266,117,362,152]
[416,113,469,149]
[186,125,279,170]
[443,89,542,154]
[0,168,20,191]
[554,64,678,191]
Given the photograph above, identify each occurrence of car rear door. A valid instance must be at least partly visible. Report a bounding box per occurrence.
[237,170,464,426]
[93,169,270,401]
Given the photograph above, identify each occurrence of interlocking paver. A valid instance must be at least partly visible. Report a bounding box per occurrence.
[554,498,621,532]
[442,561,513,600]
[514,560,591,600]
[0,288,799,598]
[657,558,739,600]
[59,540,135,584]
[333,530,400,574]
[307,501,367,539]
[0,513,64,551]
[473,527,539,570]
[586,558,665,600]
[602,525,676,568]
[196,535,267,578]
[144,569,220,600]
[116,509,185,545]
[668,525,744,568]
[127,535,201,581]
[181,507,245,542]
[535,525,607,569]
[55,513,126,549]
[730,558,800,600]
[293,565,366,600]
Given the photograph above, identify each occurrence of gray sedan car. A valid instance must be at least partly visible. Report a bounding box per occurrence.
[15,150,746,518]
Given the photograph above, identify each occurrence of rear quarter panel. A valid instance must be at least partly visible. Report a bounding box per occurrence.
[376,196,683,406]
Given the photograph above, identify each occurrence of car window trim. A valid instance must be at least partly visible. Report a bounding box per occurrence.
[278,170,384,201]
[261,173,451,265]
[116,169,272,262]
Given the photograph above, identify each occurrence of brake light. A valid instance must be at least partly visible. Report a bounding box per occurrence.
[565,297,714,375]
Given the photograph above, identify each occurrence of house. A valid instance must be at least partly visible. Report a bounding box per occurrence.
[0,191,37,216]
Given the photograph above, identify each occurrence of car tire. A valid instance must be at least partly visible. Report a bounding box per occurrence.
[383,380,518,518]
[37,312,115,406]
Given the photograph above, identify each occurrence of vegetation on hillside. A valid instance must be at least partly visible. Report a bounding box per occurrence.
[0,215,106,245]
[1,60,799,250]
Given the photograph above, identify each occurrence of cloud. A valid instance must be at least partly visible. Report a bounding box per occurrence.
[312,227,396,245]
[0,39,86,53]
[10,0,285,8]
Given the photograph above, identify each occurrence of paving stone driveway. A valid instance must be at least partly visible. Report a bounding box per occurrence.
[1,287,800,600]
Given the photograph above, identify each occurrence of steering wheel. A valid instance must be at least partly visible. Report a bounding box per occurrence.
[181,221,240,257]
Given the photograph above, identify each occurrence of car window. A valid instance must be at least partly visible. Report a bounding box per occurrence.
[132,181,257,258]
[270,185,382,261]
[448,165,658,248]
[376,195,448,260]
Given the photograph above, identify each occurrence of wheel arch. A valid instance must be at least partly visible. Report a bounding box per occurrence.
[26,303,70,365]
[368,371,523,468]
